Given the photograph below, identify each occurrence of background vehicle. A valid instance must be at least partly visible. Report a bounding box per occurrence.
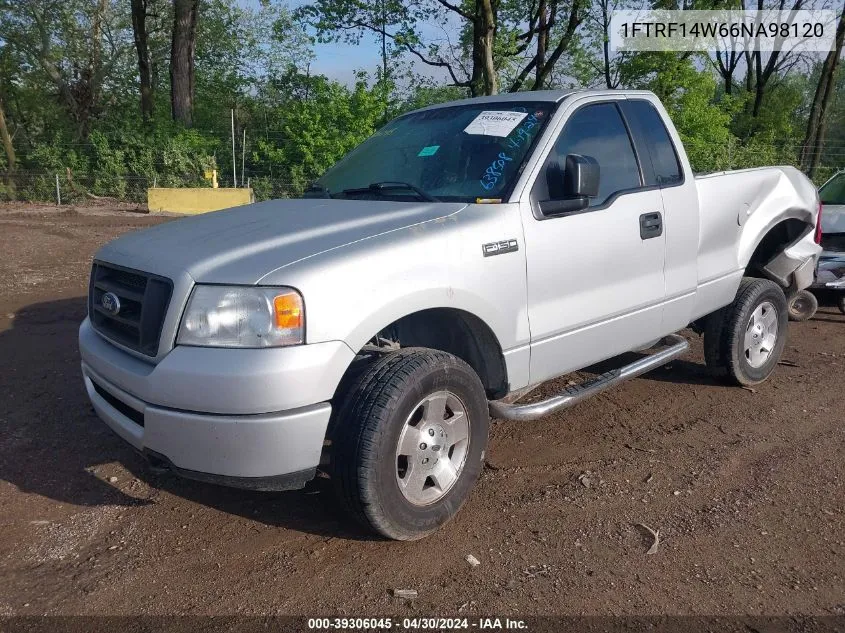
[79,90,822,540]
[814,172,845,315]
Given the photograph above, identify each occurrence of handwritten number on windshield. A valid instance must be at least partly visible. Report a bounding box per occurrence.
[480,153,513,190]
[478,113,540,192]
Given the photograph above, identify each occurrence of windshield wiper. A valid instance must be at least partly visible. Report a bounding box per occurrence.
[303,184,331,198]
[341,181,439,202]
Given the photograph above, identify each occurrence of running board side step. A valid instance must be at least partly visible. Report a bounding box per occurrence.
[488,334,690,422]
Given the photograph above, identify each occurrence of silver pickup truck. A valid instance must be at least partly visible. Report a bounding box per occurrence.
[80,89,821,540]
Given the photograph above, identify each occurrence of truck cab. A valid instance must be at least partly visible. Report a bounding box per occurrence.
[514,92,700,383]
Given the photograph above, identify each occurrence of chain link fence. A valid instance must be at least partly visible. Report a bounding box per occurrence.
[0,171,301,205]
[1,141,843,207]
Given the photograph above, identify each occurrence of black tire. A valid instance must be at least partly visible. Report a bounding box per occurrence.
[331,348,490,540]
[839,295,845,315]
[703,277,788,386]
[786,289,818,322]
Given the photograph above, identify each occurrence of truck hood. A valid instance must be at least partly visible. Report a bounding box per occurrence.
[96,198,466,284]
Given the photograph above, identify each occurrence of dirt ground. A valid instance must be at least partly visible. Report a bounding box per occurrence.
[1,203,844,620]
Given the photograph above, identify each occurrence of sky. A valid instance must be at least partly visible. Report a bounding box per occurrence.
[239,0,451,85]
[238,0,396,84]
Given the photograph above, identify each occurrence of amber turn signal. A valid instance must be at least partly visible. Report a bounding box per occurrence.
[273,292,303,330]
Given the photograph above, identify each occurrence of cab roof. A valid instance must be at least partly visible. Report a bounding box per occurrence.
[412,89,657,114]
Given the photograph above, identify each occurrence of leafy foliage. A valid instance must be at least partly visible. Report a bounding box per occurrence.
[0,0,841,205]
[252,72,387,197]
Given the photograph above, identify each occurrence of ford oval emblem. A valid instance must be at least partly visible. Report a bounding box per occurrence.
[101,291,121,315]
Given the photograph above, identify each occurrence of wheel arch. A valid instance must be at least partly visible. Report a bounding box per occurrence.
[339,307,509,401]
[742,215,814,287]
[377,307,507,398]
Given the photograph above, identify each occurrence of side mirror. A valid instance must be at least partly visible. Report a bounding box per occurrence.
[563,154,600,198]
[540,154,600,216]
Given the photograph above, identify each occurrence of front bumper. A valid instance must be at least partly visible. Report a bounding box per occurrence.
[79,318,355,489]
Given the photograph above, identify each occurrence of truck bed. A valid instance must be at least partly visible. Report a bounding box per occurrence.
[689,166,819,321]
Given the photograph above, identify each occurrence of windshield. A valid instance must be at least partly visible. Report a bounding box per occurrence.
[312,102,556,202]
[820,172,845,204]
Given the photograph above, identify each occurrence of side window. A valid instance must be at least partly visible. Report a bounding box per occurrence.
[551,103,641,207]
[621,100,683,186]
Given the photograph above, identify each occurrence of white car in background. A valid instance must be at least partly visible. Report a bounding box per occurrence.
[787,171,845,319]
[817,172,845,314]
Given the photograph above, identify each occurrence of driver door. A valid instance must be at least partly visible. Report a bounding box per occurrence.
[523,99,668,384]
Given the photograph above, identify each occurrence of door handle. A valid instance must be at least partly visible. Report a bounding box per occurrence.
[639,212,663,240]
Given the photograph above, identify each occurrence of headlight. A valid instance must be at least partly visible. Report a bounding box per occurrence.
[177,285,304,348]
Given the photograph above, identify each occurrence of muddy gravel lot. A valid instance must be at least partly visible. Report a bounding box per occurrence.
[1,204,844,622]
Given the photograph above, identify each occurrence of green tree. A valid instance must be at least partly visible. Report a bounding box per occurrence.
[497,0,584,91]
[252,71,385,197]
[300,0,500,97]
[0,0,133,138]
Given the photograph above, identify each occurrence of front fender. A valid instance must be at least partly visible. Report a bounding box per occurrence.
[338,288,508,355]
[264,204,531,385]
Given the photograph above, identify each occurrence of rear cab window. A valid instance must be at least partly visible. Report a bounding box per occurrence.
[620,100,683,187]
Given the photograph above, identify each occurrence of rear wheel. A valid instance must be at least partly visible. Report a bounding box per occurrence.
[331,348,489,540]
[786,289,818,322]
[703,278,788,386]
[839,295,845,315]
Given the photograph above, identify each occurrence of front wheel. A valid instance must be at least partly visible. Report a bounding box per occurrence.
[703,278,788,386]
[839,294,845,315]
[331,348,490,540]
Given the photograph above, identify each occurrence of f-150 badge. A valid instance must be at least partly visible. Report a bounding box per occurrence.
[482,239,519,257]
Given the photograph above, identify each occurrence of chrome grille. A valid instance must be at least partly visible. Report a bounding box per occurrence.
[88,262,173,356]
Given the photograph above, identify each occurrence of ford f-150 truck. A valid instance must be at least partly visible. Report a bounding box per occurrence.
[79,89,822,540]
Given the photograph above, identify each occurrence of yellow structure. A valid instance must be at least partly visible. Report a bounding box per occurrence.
[147,187,253,215]
[203,169,219,188]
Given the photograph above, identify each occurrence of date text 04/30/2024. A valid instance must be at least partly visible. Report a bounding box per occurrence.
[306,617,528,630]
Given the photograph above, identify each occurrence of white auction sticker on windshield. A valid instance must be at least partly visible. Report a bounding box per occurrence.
[463,111,528,137]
